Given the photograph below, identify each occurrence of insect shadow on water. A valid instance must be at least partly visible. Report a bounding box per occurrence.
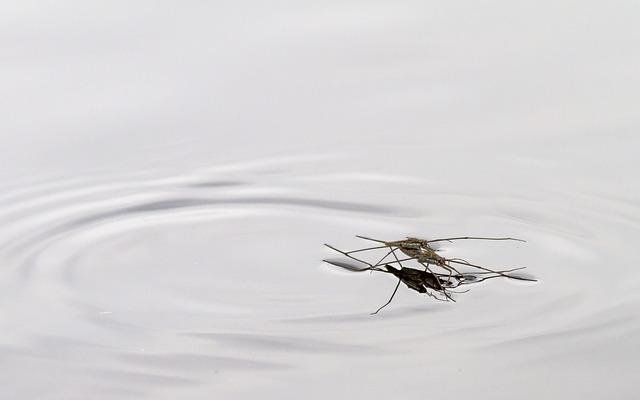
[324,235,536,315]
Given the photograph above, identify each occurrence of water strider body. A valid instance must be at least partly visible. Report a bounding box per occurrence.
[383,237,451,272]
[385,237,441,261]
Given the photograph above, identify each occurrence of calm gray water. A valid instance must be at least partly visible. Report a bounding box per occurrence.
[2,2,639,399]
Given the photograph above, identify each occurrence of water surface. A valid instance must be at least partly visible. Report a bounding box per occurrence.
[1,1,639,399]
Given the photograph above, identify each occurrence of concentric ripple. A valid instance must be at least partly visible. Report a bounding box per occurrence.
[1,150,638,399]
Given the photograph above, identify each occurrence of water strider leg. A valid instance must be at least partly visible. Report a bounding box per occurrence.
[448,259,537,282]
[426,236,525,244]
[419,260,432,273]
[372,248,396,268]
[346,245,391,254]
[355,235,387,244]
[390,248,405,268]
[324,244,377,269]
[371,279,401,315]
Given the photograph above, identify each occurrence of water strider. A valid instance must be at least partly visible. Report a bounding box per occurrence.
[344,235,532,281]
[324,235,536,314]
